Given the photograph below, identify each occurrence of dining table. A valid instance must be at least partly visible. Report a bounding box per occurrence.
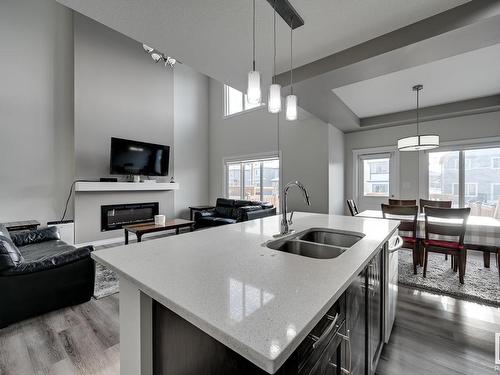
[357,210,500,267]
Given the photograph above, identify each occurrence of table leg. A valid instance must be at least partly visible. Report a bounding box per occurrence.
[483,251,490,268]
[125,230,129,245]
[175,228,180,235]
[190,209,194,221]
[137,234,142,243]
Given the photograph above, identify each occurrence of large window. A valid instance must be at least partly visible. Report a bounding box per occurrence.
[225,157,280,210]
[363,158,390,197]
[224,84,263,116]
[427,146,500,216]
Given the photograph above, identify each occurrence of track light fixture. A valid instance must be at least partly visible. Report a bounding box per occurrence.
[142,43,177,68]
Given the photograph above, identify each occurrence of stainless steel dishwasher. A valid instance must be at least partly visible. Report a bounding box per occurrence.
[384,232,402,343]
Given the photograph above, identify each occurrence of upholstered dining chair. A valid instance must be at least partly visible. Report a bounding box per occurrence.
[419,199,452,213]
[346,199,359,216]
[381,204,420,274]
[388,199,417,206]
[423,207,470,284]
[420,199,454,261]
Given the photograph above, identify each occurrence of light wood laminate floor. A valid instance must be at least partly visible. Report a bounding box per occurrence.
[1,287,499,375]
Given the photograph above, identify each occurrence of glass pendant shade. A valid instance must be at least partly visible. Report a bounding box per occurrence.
[247,70,262,105]
[268,84,282,113]
[397,135,439,151]
[285,95,297,121]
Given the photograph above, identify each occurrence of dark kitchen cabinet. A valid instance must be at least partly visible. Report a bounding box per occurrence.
[346,248,385,375]
[153,248,386,375]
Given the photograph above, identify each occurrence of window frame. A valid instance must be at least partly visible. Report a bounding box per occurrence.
[420,137,500,207]
[362,156,391,198]
[492,183,500,201]
[223,152,280,205]
[492,157,500,169]
[223,84,265,118]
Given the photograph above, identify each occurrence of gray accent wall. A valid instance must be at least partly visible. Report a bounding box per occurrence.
[173,64,210,219]
[74,13,174,180]
[0,0,74,225]
[73,14,175,242]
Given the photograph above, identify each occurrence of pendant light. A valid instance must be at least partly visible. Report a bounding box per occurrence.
[398,85,439,151]
[268,0,281,113]
[247,0,262,105]
[285,16,297,121]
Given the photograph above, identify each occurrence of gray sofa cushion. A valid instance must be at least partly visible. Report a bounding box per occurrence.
[0,235,23,272]
[11,226,60,247]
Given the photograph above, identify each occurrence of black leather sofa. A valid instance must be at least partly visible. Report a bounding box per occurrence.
[0,224,95,328]
[195,198,276,228]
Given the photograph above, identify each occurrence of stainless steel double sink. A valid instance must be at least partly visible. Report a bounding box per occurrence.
[266,228,364,259]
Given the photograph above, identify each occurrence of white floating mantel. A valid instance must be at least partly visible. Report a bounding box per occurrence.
[75,182,179,192]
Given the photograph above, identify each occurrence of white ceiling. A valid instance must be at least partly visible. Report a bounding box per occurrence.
[57,0,469,90]
[332,43,500,118]
[282,0,469,74]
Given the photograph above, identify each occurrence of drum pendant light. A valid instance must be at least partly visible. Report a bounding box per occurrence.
[398,85,439,151]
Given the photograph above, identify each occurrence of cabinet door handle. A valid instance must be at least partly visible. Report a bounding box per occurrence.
[309,313,339,349]
[329,328,351,374]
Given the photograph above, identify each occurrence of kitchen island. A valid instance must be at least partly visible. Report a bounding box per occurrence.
[92,212,400,375]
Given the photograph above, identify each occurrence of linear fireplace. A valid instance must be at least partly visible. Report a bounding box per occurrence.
[101,202,159,231]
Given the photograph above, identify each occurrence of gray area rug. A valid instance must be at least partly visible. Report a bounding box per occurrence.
[398,250,500,307]
[94,262,119,299]
[92,231,178,299]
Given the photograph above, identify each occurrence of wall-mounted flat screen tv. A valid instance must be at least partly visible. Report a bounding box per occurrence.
[110,137,170,176]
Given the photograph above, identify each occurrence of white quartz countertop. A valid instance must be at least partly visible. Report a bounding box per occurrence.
[92,212,399,373]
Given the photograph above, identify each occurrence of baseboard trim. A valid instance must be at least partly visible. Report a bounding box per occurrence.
[75,236,124,248]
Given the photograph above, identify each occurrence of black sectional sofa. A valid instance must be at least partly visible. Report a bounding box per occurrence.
[194,198,276,228]
[0,224,95,328]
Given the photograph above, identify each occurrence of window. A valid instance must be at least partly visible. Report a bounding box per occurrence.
[225,157,280,210]
[427,146,500,216]
[224,84,263,116]
[363,158,390,197]
[492,157,500,169]
[492,184,500,201]
[429,151,459,206]
[452,183,478,197]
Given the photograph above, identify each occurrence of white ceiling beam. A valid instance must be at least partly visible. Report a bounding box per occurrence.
[356,95,500,132]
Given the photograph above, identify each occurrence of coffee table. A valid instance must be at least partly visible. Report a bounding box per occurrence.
[123,219,195,245]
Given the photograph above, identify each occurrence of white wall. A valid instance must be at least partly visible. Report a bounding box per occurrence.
[329,125,345,215]
[0,0,74,225]
[174,64,210,219]
[208,78,345,215]
[344,111,500,212]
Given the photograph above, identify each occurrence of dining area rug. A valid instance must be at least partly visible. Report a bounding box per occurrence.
[398,250,500,307]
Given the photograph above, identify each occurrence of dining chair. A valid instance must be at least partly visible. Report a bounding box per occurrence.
[388,199,417,206]
[419,199,452,213]
[423,207,470,284]
[381,204,420,274]
[346,199,359,216]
